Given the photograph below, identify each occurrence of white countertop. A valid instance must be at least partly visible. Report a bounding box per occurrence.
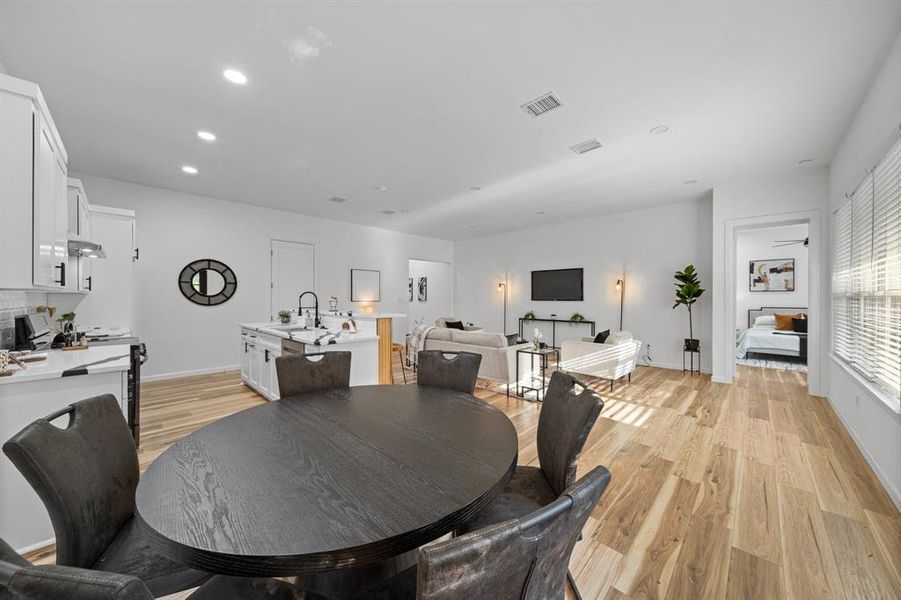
[0,346,131,385]
[239,322,379,345]
[321,312,405,320]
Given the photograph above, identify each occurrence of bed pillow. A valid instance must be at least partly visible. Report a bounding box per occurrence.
[792,317,808,333]
[753,315,776,328]
[774,313,802,331]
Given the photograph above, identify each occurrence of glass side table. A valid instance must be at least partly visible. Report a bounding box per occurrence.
[516,347,559,402]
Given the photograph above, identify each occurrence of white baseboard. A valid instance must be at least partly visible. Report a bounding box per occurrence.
[825,394,901,512]
[16,536,55,556]
[142,364,240,382]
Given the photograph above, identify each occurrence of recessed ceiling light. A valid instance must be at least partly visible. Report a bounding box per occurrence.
[380,210,395,215]
[798,158,813,165]
[469,186,482,191]
[197,131,216,142]
[223,69,248,85]
[374,185,388,191]
[649,125,669,135]
[181,165,198,174]
[683,179,698,184]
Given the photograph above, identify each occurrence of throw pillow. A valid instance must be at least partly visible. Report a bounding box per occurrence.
[593,329,611,344]
[506,333,521,346]
[792,317,808,333]
[773,313,799,331]
[444,320,465,330]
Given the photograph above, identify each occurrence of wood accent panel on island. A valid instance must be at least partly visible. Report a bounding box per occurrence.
[315,312,405,385]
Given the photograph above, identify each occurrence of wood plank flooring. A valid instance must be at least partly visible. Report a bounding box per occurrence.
[24,359,901,600]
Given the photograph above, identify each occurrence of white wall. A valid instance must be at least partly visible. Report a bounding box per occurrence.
[407,259,452,331]
[454,197,713,372]
[68,173,454,379]
[735,223,809,330]
[711,168,829,392]
[827,31,901,509]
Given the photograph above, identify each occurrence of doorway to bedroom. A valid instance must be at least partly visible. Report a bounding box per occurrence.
[734,222,810,372]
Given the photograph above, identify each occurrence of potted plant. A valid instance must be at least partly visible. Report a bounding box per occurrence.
[523,310,536,321]
[569,312,586,323]
[672,265,704,352]
[277,310,292,324]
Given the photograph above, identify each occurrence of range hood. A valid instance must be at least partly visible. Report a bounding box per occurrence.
[68,234,107,258]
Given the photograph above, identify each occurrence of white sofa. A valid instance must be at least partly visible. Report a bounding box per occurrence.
[559,331,642,390]
[419,329,529,392]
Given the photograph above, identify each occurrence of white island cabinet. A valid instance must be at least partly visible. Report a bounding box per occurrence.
[0,347,131,554]
[239,323,379,400]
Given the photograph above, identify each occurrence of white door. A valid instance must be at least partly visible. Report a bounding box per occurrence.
[270,240,315,321]
[73,208,135,329]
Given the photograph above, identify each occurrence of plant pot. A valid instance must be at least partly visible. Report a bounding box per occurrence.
[683,338,700,352]
[280,318,291,324]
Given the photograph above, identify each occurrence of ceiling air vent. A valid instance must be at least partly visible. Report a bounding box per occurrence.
[520,92,563,118]
[380,210,395,215]
[569,138,602,155]
[328,196,348,203]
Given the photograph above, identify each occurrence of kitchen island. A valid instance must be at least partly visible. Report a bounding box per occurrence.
[0,345,133,553]
[239,321,379,400]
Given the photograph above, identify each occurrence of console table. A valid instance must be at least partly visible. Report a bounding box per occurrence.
[518,317,596,349]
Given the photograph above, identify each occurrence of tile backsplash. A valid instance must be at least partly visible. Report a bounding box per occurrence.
[0,291,49,349]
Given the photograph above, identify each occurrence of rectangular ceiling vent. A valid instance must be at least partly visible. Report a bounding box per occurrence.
[328,196,348,203]
[520,92,563,118]
[569,138,603,155]
[380,210,396,215]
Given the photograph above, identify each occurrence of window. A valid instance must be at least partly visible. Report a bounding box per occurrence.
[832,137,901,400]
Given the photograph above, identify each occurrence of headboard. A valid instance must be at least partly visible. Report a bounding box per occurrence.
[748,306,808,329]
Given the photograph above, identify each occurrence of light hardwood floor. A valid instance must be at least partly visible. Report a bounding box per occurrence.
[25,360,901,600]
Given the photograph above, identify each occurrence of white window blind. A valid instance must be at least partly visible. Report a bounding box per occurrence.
[832,136,901,399]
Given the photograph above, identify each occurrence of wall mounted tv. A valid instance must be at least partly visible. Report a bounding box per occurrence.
[531,268,584,301]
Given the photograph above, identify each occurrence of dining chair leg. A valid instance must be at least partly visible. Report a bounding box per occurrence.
[398,349,407,384]
[567,569,583,600]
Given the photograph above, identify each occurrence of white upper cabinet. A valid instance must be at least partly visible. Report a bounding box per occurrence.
[66,179,93,293]
[0,73,68,290]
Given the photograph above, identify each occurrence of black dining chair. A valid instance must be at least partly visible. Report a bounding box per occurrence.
[416,350,482,394]
[1,395,211,597]
[275,351,352,397]
[1,535,154,600]
[359,466,611,600]
[1,536,314,600]
[455,370,604,597]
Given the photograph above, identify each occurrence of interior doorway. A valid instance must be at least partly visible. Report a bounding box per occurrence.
[735,223,810,372]
[725,212,821,393]
[407,259,452,332]
[270,240,315,321]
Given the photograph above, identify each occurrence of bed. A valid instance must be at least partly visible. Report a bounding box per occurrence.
[736,307,808,361]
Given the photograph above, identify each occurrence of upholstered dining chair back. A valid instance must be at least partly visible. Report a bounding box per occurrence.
[2,395,139,569]
[417,466,610,600]
[0,560,153,600]
[416,350,482,394]
[275,351,352,397]
[537,371,605,496]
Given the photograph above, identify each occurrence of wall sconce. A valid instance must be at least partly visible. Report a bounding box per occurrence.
[498,281,508,335]
[615,278,625,331]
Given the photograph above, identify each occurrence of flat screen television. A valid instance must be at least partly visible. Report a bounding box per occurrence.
[531,268,584,301]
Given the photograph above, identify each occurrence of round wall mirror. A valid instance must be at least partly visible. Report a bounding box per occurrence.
[179,259,237,306]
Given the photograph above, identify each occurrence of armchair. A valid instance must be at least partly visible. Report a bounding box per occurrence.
[559,331,641,390]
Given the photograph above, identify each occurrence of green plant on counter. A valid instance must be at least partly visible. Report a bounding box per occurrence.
[570,312,586,323]
[57,312,76,323]
[277,309,292,324]
[523,310,536,320]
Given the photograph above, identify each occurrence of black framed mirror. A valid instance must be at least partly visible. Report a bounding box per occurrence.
[179,259,237,306]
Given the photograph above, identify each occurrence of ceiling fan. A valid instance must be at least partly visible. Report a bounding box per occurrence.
[772,236,808,248]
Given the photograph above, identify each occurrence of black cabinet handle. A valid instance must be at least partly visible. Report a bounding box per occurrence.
[133,248,140,261]
[264,349,270,363]
[244,342,248,353]
[54,262,66,286]
[85,276,92,291]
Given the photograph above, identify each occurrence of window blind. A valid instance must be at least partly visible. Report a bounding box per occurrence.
[833,136,901,399]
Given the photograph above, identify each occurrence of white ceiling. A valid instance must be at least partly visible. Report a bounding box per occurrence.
[1,1,898,240]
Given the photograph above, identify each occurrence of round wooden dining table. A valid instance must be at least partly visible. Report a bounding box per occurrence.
[135,384,518,578]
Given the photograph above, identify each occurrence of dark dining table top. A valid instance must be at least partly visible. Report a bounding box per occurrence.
[135,384,518,577]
